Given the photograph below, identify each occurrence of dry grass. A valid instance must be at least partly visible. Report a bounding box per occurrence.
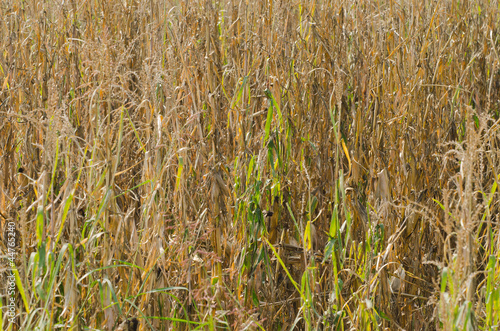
[1,0,500,330]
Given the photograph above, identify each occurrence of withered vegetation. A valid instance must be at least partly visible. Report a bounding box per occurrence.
[1,0,500,330]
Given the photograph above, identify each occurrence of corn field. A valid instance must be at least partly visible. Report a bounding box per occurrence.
[1,0,500,330]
